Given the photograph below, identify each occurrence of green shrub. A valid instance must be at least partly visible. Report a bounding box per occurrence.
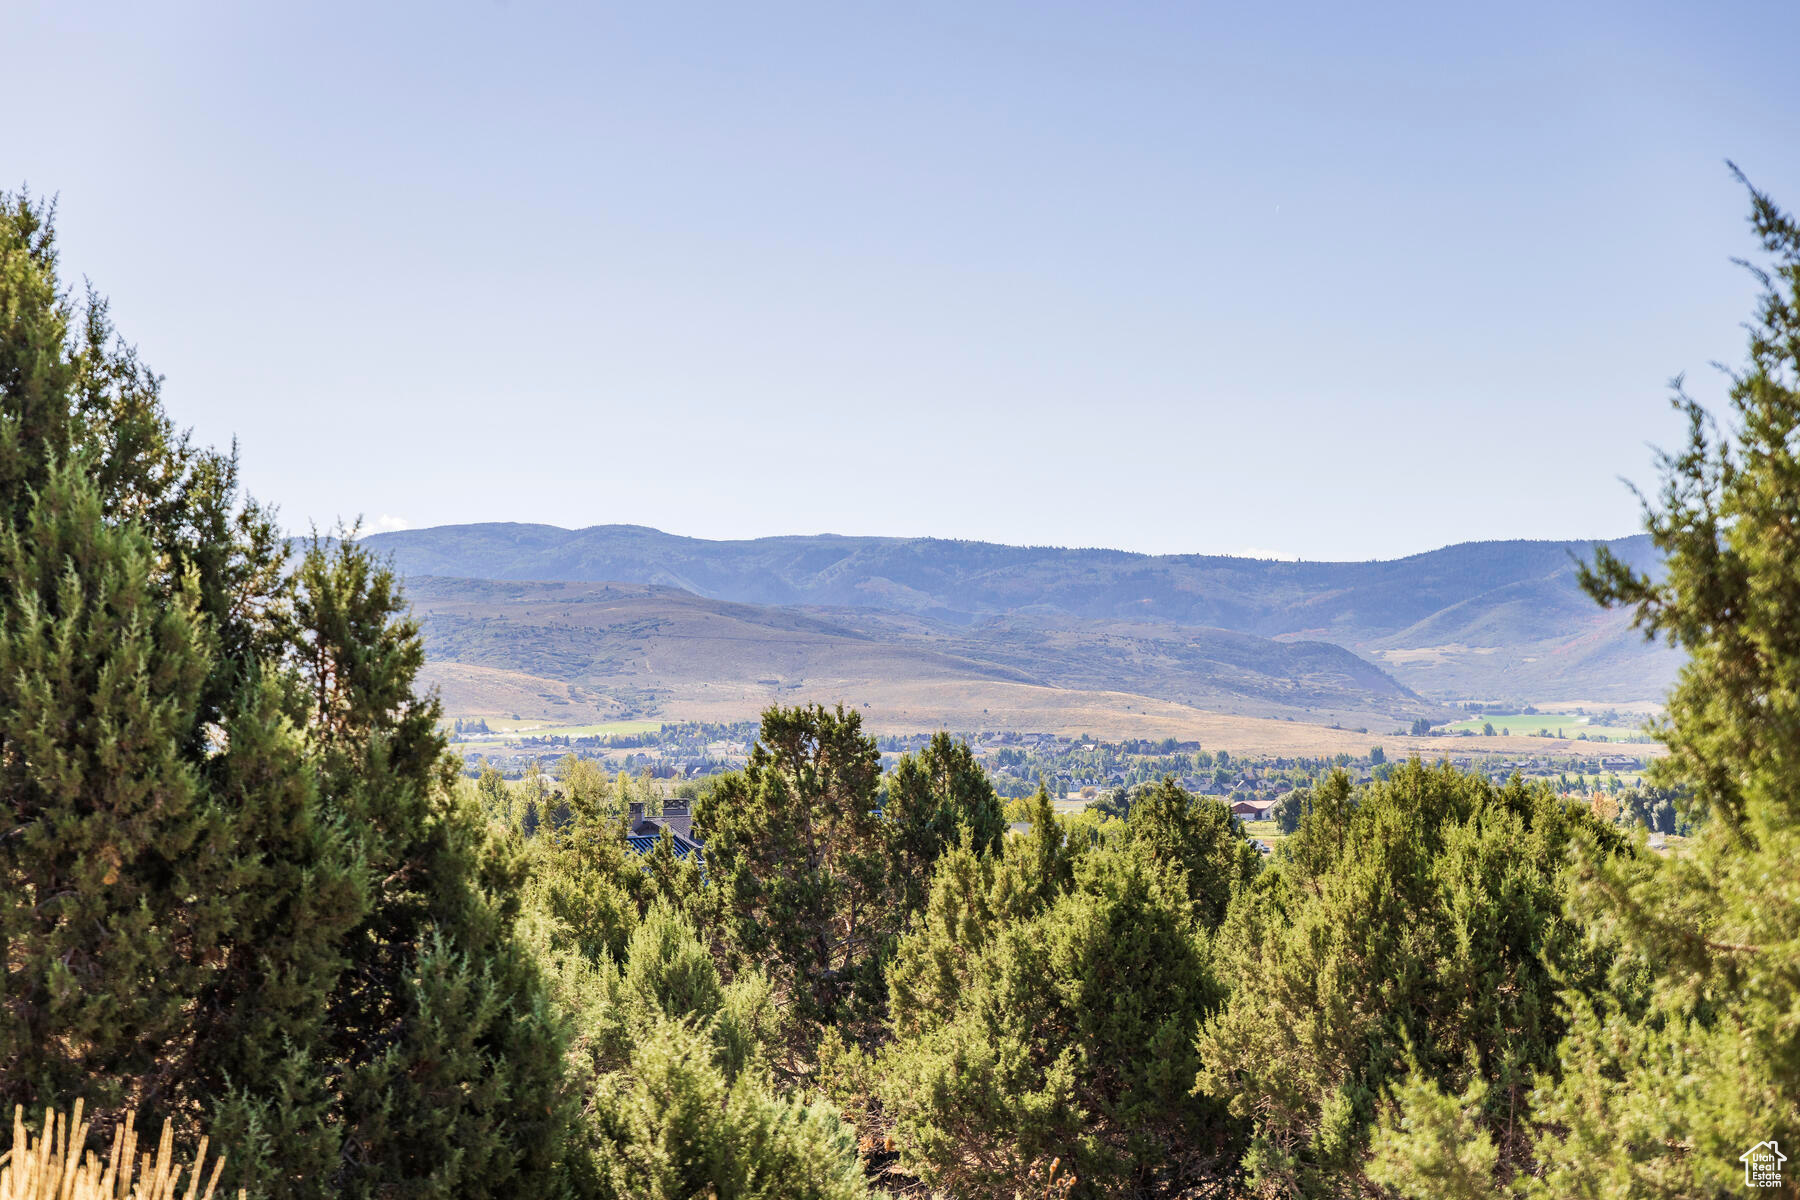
[881,790,1236,1196]
[1197,763,1619,1196]
[588,1019,870,1200]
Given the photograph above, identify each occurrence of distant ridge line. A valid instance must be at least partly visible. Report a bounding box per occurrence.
[358,521,1647,567]
[372,523,1675,709]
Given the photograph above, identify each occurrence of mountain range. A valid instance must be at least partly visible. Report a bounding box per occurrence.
[364,524,1680,731]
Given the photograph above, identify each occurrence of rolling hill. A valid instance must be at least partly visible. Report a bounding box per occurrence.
[369,524,1680,708]
[405,578,1447,730]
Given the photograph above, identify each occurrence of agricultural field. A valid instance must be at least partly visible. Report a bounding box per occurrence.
[1441,709,1654,742]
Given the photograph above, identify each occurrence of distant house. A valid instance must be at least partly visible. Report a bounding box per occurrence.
[626,827,703,860]
[625,801,703,861]
[648,799,694,842]
[626,818,702,860]
[1230,798,1277,819]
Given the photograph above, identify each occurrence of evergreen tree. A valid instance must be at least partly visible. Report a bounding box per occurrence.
[190,671,367,1193]
[0,191,578,1198]
[588,1019,871,1200]
[289,535,576,1198]
[883,730,1006,919]
[881,810,1228,1196]
[475,759,511,822]
[693,704,891,1031]
[1126,776,1260,928]
[584,903,780,1083]
[554,754,613,824]
[520,891,859,1200]
[521,791,638,970]
[0,191,361,1190]
[1373,173,1800,1200]
[638,826,706,917]
[0,459,225,1113]
[1198,763,1621,1197]
[1027,783,1077,880]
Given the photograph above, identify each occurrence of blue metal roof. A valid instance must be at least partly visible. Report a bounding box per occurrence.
[626,834,701,861]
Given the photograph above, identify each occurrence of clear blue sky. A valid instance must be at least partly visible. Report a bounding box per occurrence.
[11,1,1799,560]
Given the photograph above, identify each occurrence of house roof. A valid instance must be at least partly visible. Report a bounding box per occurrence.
[626,833,702,861]
[626,818,704,862]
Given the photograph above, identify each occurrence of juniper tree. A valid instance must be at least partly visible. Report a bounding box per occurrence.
[289,535,576,1199]
[1373,172,1800,1200]
[693,704,892,1032]
[1126,776,1260,929]
[588,1018,871,1200]
[0,191,579,1198]
[474,759,511,822]
[516,891,855,1199]
[0,191,362,1184]
[520,786,638,970]
[0,459,226,1112]
[1198,763,1620,1197]
[555,753,613,824]
[637,825,706,917]
[881,796,1230,1196]
[883,730,1005,919]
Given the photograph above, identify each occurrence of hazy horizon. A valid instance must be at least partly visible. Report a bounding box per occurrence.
[358,516,1651,566]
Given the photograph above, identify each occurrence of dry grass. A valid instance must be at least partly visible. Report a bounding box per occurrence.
[0,1102,240,1200]
[666,680,1661,760]
[417,661,621,722]
[440,669,1665,762]
[407,578,1458,732]
[428,662,1665,762]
